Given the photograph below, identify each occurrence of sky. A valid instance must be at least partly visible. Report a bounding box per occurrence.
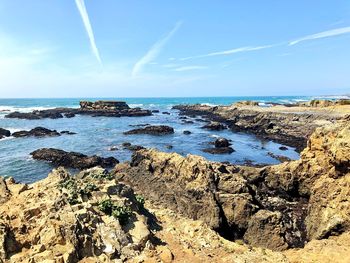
[0,0,349,98]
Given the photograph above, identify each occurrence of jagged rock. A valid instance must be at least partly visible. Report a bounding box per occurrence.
[30,148,119,169]
[124,125,174,136]
[183,130,191,135]
[0,167,154,262]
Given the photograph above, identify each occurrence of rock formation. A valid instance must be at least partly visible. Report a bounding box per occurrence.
[0,167,154,262]
[5,101,152,120]
[31,148,119,169]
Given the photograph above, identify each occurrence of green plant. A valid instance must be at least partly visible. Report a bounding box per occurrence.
[136,195,145,208]
[67,192,80,205]
[91,171,114,180]
[112,205,132,225]
[58,177,77,191]
[98,199,132,225]
[98,199,115,215]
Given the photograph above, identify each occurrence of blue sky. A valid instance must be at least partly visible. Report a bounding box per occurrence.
[0,0,349,98]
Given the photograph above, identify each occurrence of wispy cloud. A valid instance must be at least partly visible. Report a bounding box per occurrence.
[289,26,350,46]
[180,44,274,61]
[174,65,207,72]
[75,0,102,64]
[132,21,182,77]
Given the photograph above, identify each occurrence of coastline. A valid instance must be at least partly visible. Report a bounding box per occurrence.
[0,98,350,262]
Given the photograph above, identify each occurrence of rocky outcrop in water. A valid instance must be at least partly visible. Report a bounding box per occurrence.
[12,127,70,138]
[31,148,119,169]
[5,101,152,120]
[124,125,174,136]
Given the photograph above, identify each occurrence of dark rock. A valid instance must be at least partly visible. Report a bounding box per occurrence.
[122,143,145,151]
[124,125,174,136]
[0,128,11,137]
[179,116,187,120]
[64,113,75,118]
[30,148,119,169]
[151,110,160,113]
[165,145,173,149]
[214,138,231,148]
[279,146,288,151]
[60,131,76,135]
[162,112,170,115]
[12,127,61,138]
[202,147,235,154]
[183,130,192,135]
[202,122,226,131]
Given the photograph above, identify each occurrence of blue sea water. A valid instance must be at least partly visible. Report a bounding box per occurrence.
[0,96,335,183]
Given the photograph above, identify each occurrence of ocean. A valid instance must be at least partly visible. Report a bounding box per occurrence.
[0,96,340,183]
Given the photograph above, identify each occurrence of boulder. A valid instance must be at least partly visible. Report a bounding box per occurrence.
[183,130,192,135]
[30,148,119,169]
[0,128,11,138]
[214,137,231,148]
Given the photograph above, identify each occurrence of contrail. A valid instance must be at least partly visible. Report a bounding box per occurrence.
[289,26,350,46]
[180,44,275,61]
[132,21,183,77]
[75,0,102,64]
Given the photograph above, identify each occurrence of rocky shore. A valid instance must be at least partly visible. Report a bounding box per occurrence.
[5,100,152,120]
[173,100,350,152]
[1,100,350,262]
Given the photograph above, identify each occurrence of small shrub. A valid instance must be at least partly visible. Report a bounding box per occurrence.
[91,170,114,180]
[112,205,132,225]
[136,195,145,208]
[58,177,77,191]
[98,199,115,215]
[67,192,80,205]
[98,199,132,225]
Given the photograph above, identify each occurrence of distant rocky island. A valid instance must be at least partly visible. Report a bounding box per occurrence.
[1,99,350,262]
[4,100,152,119]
